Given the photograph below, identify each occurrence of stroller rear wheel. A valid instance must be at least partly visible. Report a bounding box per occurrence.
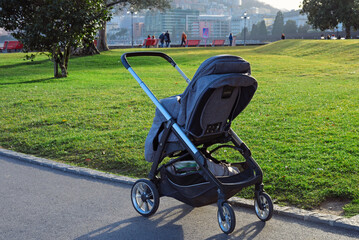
[217,202,236,234]
[254,192,273,221]
[131,179,160,217]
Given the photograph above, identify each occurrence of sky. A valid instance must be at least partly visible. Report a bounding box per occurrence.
[259,0,302,11]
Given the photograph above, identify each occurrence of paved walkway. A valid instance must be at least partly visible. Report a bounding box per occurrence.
[0,149,358,239]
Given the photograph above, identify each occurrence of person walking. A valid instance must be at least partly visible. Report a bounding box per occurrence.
[159,32,165,48]
[164,31,171,48]
[229,33,233,46]
[181,32,187,47]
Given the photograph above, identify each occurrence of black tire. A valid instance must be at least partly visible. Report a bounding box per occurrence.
[254,192,273,221]
[131,179,160,217]
[217,202,236,234]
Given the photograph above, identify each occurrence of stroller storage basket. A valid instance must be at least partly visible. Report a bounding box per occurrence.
[159,161,257,207]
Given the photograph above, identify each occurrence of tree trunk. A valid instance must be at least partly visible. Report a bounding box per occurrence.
[85,41,100,55]
[59,63,68,77]
[64,45,70,69]
[97,21,109,51]
[54,61,59,78]
[53,47,61,78]
[72,37,100,56]
[53,47,68,78]
[345,24,351,39]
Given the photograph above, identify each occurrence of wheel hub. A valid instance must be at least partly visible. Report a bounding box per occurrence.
[260,201,266,210]
[141,193,147,202]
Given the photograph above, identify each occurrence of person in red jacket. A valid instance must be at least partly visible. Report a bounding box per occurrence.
[181,32,187,47]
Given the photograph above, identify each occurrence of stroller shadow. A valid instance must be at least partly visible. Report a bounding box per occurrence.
[75,204,194,240]
[75,201,265,240]
[206,221,265,240]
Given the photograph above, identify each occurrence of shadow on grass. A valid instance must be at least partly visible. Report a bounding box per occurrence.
[0,77,62,85]
[0,59,50,69]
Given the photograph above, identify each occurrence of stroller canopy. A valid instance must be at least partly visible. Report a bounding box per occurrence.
[145,55,258,162]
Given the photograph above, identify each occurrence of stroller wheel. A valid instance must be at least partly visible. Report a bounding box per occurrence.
[131,179,159,217]
[254,192,273,221]
[217,202,236,234]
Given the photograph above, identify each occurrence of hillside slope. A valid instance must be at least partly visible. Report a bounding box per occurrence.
[254,39,359,62]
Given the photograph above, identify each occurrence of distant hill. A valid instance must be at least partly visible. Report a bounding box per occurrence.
[0,28,7,36]
[0,28,16,42]
[241,0,280,15]
[171,0,280,15]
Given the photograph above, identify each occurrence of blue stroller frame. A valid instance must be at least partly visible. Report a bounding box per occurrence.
[121,52,273,234]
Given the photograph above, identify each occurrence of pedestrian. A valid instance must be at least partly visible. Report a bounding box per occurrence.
[164,31,171,48]
[146,35,151,48]
[281,33,285,40]
[229,33,233,46]
[159,32,165,48]
[181,32,187,47]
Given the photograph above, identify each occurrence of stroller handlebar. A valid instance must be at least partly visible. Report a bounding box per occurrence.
[121,51,177,69]
[121,51,197,156]
[121,51,191,84]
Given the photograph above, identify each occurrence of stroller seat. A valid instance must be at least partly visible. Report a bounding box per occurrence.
[145,55,257,162]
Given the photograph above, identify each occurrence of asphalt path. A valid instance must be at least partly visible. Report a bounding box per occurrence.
[1,155,358,240]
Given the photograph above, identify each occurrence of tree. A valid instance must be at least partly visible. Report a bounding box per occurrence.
[298,24,311,35]
[97,0,170,51]
[272,11,284,38]
[240,27,249,40]
[0,0,110,78]
[301,0,359,39]
[250,21,267,41]
[283,20,298,35]
[257,20,268,40]
[250,24,258,40]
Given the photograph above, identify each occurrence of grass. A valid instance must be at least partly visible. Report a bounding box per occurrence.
[0,40,358,217]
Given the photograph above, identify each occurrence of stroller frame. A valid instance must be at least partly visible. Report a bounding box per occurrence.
[122,52,273,234]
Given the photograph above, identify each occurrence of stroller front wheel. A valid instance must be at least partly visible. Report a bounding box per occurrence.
[217,202,236,234]
[254,192,273,221]
[131,179,160,217]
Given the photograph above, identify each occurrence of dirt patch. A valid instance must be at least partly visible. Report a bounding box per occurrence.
[314,198,351,216]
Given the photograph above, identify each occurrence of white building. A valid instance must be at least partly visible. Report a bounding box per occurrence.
[283,10,308,27]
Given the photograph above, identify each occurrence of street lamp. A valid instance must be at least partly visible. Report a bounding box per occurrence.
[241,12,250,46]
[127,7,137,47]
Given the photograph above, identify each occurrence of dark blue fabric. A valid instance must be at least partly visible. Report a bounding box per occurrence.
[145,55,257,162]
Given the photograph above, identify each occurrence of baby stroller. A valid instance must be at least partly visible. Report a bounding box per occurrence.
[121,52,273,234]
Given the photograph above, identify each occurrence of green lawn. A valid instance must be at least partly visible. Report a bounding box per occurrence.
[1,40,358,216]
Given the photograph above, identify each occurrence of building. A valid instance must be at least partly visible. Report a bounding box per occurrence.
[144,9,200,43]
[230,16,242,35]
[194,15,230,41]
[134,22,145,40]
